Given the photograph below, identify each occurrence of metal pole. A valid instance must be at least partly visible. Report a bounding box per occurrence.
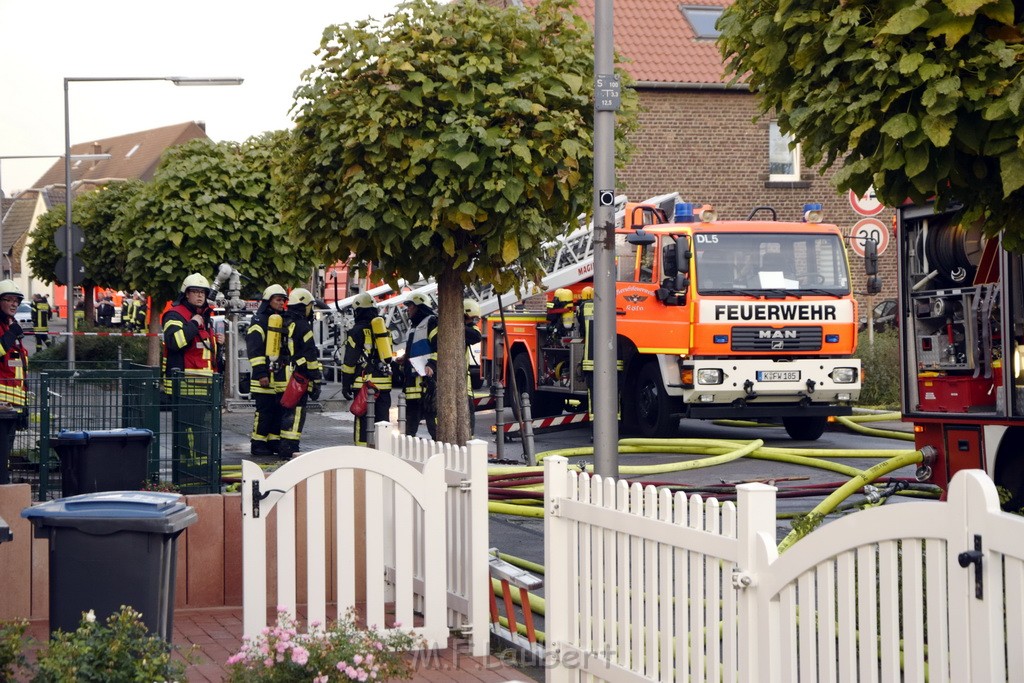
[494,381,505,461]
[64,78,76,367]
[592,0,618,477]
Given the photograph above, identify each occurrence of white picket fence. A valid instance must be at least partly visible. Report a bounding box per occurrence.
[241,422,489,655]
[544,456,1024,683]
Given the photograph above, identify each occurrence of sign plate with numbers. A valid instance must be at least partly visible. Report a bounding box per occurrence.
[595,74,621,111]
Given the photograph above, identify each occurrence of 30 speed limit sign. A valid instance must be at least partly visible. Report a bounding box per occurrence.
[850,218,890,257]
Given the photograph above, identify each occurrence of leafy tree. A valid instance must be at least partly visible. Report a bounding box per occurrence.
[718,0,1024,247]
[30,180,144,321]
[115,133,317,361]
[281,0,638,443]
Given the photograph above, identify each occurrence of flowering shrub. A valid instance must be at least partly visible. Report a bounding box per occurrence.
[227,608,424,682]
[33,605,188,682]
[0,618,29,680]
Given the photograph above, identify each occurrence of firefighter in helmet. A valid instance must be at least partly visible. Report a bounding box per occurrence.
[246,284,288,456]
[463,299,483,434]
[279,288,323,458]
[341,292,393,446]
[161,273,223,396]
[401,292,437,439]
[0,280,28,484]
[31,293,52,349]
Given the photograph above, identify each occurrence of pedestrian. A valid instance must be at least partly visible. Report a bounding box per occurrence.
[96,296,115,327]
[245,284,288,457]
[279,288,323,458]
[0,281,28,484]
[31,294,51,349]
[161,273,224,397]
[463,299,483,434]
[340,292,392,446]
[131,292,148,332]
[400,292,437,439]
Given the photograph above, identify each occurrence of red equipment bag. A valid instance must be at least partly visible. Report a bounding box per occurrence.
[280,372,310,409]
[349,381,376,417]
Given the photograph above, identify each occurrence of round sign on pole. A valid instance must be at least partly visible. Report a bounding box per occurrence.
[850,218,890,257]
[848,187,884,216]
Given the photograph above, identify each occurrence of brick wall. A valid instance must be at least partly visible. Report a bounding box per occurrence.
[618,87,899,312]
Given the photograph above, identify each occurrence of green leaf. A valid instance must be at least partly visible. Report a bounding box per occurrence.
[1000,149,1024,196]
[880,113,919,139]
[879,7,929,35]
[898,53,924,74]
[927,14,974,47]
[501,238,519,263]
[921,114,955,146]
[453,151,479,170]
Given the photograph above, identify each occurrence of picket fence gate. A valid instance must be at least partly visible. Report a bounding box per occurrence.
[544,456,1024,683]
[241,423,489,655]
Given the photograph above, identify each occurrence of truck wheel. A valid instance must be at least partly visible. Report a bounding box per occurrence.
[994,429,1024,512]
[510,353,563,418]
[782,416,828,441]
[635,362,678,438]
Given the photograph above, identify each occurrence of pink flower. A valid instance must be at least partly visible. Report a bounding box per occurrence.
[354,654,363,665]
[314,676,329,683]
[263,657,274,667]
[290,645,309,666]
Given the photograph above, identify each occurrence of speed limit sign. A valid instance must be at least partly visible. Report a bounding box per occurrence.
[849,187,884,216]
[850,218,890,257]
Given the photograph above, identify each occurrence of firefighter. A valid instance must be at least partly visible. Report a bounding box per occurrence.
[401,292,437,439]
[340,292,392,446]
[279,288,323,458]
[246,284,288,456]
[161,273,223,397]
[122,295,134,330]
[31,294,52,349]
[131,292,148,332]
[0,280,28,484]
[464,299,483,434]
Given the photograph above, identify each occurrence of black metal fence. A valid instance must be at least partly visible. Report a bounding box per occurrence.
[7,361,222,500]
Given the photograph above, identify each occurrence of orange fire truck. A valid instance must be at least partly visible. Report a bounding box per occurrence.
[896,201,1024,508]
[482,199,880,440]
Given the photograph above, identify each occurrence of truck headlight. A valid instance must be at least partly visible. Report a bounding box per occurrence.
[830,367,858,384]
[697,368,724,385]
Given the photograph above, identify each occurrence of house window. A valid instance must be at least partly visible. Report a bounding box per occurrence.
[679,6,724,39]
[769,122,801,181]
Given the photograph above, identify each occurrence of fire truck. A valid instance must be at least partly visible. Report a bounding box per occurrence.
[895,201,1024,508]
[481,199,880,440]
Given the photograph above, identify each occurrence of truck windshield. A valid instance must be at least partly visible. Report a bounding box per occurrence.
[694,232,851,296]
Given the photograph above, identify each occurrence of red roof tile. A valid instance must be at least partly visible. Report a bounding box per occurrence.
[527,0,737,85]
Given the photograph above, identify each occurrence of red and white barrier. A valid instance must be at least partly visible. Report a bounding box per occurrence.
[491,411,590,434]
[45,330,160,337]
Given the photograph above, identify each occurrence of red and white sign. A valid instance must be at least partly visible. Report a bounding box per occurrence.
[849,187,885,216]
[850,218,890,257]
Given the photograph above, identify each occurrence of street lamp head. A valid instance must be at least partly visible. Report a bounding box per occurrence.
[169,77,244,86]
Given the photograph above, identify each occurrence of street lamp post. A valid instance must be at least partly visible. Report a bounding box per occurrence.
[63,76,243,365]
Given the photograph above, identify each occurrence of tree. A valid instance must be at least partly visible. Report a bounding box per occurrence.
[30,179,144,320]
[718,0,1024,247]
[111,133,317,362]
[281,0,637,444]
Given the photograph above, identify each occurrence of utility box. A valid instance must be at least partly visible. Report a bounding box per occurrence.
[53,428,153,497]
[22,490,197,640]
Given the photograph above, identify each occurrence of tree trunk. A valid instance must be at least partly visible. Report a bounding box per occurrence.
[435,269,471,445]
[147,299,166,367]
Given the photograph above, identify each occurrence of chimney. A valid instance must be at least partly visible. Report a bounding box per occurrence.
[197,121,206,133]
[91,142,103,168]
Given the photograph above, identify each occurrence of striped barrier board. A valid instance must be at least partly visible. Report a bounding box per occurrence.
[472,395,495,409]
[491,411,590,434]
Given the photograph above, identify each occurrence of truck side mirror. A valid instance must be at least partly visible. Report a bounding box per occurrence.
[627,229,656,246]
[662,243,678,277]
[864,239,878,276]
[866,275,882,294]
[675,237,692,293]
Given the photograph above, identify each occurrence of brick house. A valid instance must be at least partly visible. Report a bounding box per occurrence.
[521,0,897,313]
[0,122,210,313]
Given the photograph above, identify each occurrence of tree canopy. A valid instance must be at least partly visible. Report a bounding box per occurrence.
[281,0,637,443]
[718,0,1024,247]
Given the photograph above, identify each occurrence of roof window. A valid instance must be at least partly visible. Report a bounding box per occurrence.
[679,5,724,39]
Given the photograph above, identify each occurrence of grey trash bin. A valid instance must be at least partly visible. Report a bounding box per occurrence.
[21,490,197,640]
[53,428,153,497]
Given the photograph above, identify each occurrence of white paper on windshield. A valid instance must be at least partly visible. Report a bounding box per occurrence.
[759,272,799,288]
[410,355,429,376]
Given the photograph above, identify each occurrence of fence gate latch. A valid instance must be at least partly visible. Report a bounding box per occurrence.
[957,534,983,599]
[251,481,286,519]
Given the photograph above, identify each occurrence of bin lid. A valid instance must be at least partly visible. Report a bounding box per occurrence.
[53,428,154,444]
[21,491,197,535]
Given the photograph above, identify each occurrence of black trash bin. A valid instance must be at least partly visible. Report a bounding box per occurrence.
[0,408,21,486]
[21,490,197,640]
[53,428,153,497]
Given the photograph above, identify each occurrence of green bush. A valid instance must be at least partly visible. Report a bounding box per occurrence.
[31,324,149,366]
[0,619,29,680]
[855,327,901,408]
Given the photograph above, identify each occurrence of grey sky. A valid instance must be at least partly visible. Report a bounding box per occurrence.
[0,0,400,194]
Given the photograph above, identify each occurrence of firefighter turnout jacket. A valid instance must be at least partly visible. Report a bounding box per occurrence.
[162,300,218,395]
[0,317,27,406]
[246,300,289,394]
[341,307,393,391]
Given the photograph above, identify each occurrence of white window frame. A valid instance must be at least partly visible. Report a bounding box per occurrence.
[769,121,801,182]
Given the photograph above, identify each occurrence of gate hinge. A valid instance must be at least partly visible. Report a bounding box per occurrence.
[447,479,472,492]
[731,569,754,589]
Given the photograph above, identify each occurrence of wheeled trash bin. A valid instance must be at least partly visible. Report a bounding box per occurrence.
[21,490,197,640]
[53,428,153,497]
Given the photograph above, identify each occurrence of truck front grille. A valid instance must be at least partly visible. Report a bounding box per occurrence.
[730,326,823,352]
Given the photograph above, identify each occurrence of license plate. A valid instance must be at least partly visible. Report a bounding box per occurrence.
[757,370,800,382]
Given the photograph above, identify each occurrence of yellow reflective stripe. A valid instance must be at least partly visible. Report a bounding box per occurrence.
[250,357,267,368]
